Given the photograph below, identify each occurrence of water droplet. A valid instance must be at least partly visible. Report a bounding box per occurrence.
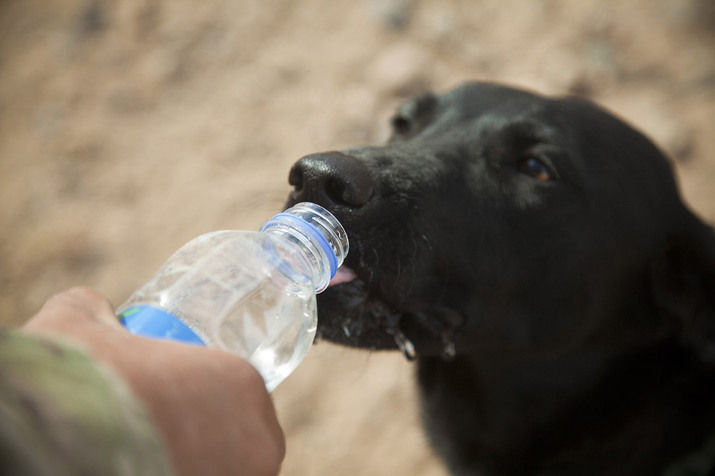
[340,317,363,338]
[392,330,417,361]
[442,341,456,361]
[341,319,352,337]
[441,333,457,361]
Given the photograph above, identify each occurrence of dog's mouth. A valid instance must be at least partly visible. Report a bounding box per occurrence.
[322,265,417,359]
[319,263,463,361]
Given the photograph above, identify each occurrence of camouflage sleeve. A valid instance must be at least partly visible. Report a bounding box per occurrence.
[0,330,174,476]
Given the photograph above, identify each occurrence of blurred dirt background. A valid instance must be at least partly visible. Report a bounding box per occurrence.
[1,0,714,474]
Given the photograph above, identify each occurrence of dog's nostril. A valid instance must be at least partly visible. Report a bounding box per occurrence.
[327,176,373,206]
[288,164,304,192]
[288,152,375,208]
[326,178,345,203]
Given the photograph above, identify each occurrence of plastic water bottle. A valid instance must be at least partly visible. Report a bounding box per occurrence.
[117,202,348,392]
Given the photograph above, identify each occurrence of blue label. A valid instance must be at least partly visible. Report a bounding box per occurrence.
[118,306,206,346]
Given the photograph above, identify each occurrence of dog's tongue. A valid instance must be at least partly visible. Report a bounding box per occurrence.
[328,266,357,287]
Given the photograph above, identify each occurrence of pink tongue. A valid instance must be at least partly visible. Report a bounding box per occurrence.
[328,266,357,287]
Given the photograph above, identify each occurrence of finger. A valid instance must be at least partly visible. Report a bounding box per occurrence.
[69,287,122,329]
[24,286,122,332]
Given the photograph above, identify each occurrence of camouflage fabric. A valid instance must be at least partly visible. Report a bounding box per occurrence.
[0,330,174,476]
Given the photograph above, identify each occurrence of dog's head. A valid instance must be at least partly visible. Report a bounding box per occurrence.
[285,82,715,363]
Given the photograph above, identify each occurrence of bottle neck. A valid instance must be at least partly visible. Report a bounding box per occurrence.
[262,224,332,292]
[259,203,348,293]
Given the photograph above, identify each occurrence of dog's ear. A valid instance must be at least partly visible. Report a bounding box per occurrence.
[650,216,715,364]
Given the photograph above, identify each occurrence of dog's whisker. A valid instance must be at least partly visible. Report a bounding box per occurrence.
[364,246,378,283]
[420,234,432,252]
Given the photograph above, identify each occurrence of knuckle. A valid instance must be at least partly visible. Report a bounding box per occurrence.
[65,286,106,304]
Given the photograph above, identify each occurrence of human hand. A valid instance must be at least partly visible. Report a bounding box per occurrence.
[23,287,285,476]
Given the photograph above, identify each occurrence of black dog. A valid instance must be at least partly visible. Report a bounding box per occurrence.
[284,82,715,475]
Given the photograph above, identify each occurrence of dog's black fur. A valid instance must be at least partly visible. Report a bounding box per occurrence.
[284,82,715,475]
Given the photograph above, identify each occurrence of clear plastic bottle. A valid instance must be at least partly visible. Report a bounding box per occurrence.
[117,202,348,392]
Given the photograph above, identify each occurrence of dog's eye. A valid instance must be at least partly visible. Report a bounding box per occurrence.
[391,115,412,136]
[518,157,553,182]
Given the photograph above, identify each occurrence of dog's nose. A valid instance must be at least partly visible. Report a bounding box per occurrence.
[289,152,375,207]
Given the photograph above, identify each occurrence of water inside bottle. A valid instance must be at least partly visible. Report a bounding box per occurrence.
[216,278,316,391]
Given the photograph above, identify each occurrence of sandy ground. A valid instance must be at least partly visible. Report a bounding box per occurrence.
[1,1,714,474]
